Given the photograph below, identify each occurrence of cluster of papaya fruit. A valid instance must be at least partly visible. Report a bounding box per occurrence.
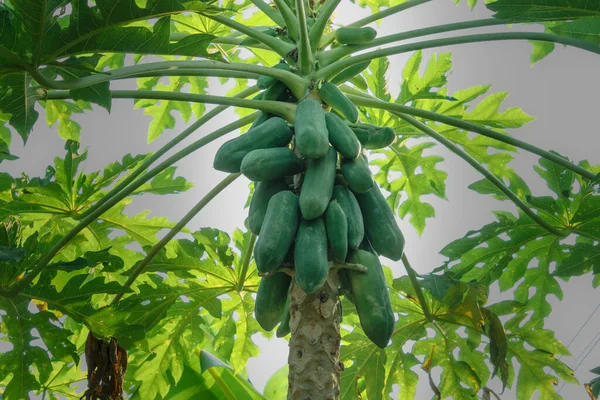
[212,60,404,349]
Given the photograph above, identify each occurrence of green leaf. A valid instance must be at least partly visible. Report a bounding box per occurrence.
[530,40,555,65]
[0,73,44,142]
[548,16,600,45]
[397,51,453,105]
[555,241,600,277]
[132,166,194,195]
[487,0,600,22]
[340,332,387,400]
[135,73,208,142]
[263,365,288,400]
[373,141,447,234]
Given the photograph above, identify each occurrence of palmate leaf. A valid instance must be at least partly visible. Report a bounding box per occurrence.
[0,2,223,141]
[486,0,600,22]
[373,141,447,235]
[396,51,453,105]
[134,71,209,142]
[548,16,600,45]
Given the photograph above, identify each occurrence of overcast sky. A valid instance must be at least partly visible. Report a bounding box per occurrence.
[4,0,600,399]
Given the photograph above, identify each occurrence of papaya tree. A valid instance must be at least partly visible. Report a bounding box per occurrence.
[1,0,599,399]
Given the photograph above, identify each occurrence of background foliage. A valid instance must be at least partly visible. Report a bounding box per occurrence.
[1,0,600,398]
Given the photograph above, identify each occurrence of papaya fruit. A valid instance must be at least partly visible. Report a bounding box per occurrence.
[249,111,270,130]
[335,27,377,45]
[241,147,304,181]
[294,217,329,294]
[248,179,289,235]
[257,62,290,90]
[341,153,374,193]
[325,112,361,159]
[263,80,289,101]
[319,82,358,123]
[330,61,371,85]
[346,249,394,348]
[331,185,364,248]
[354,183,405,261]
[254,191,300,274]
[299,146,337,219]
[276,295,291,337]
[294,98,330,159]
[214,117,293,173]
[338,269,355,304]
[350,124,396,149]
[325,200,348,263]
[255,272,292,331]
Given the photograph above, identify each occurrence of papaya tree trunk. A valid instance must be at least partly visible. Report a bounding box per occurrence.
[287,269,341,400]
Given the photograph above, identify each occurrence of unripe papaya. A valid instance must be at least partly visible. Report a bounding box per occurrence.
[331,185,364,248]
[350,124,396,149]
[254,191,300,274]
[341,154,374,193]
[325,200,348,263]
[214,117,293,173]
[325,112,361,159]
[355,183,405,261]
[346,249,394,348]
[255,272,292,331]
[257,62,291,89]
[330,61,371,85]
[299,146,337,219]
[241,147,304,181]
[248,179,289,235]
[319,82,358,122]
[294,98,330,159]
[295,218,329,294]
[335,27,377,45]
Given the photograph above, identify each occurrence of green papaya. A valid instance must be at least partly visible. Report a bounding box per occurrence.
[276,295,291,337]
[295,218,329,294]
[346,249,394,348]
[325,112,361,159]
[330,61,371,85]
[294,98,330,159]
[319,82,358,122]
[254,191,300,274]
[350,124,396,149]
[354,183,405,261]
[214,117,293,173]
[331,185,364,248]
[325,200,348,263]
[255,272,292,331]
[248,179,290,235]
[257,62,290,90]
[335,27,377,45]
[340,154,374,193]
[263,80,289,101]
[241,147,304,181]
[249,111,270,130]
[299,146,337,220]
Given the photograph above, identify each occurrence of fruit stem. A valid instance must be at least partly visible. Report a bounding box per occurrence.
[401,254,434,323]
[75,86,259,221]
[318,0,432,48]
[249,0,286,27]
[236,234,258,292]
[29,60,308,100]
[317,32,600,80]
[393,113,568,237]
[317,18,508,67]
[46,90,298,123]
[273,0,300,41]
[296,0,314,75]
[202,14,295,57]
[308,0,341,52]
[341,86,597,181]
